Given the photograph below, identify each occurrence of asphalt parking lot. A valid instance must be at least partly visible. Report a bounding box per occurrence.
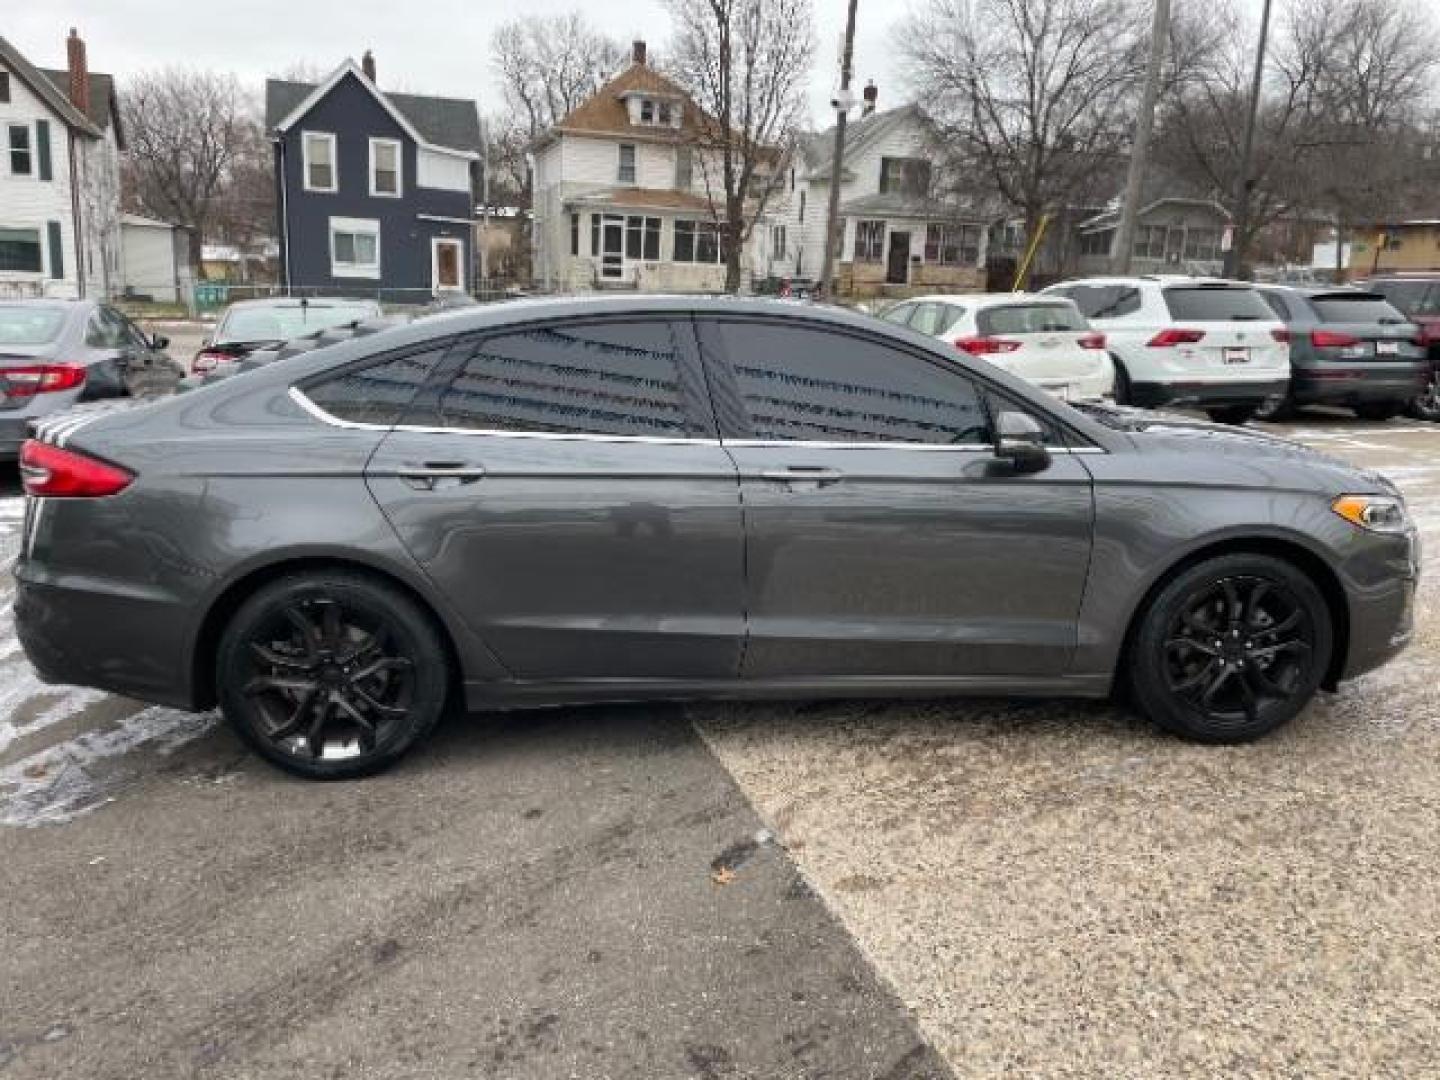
[1,412,1437,1078]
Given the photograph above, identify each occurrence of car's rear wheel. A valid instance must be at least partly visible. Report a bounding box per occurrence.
[1205,405,1257,425]
[1354,401,1401,422]
[1128,554,1331,744]
[1409,371,1440,423]
[217,571,449,779]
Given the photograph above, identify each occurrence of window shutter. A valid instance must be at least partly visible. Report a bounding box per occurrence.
[47,221,64,279]
[36,120,52,182]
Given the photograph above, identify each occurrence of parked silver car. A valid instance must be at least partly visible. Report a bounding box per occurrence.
[14,297,1418,779]
[0,299,181,460]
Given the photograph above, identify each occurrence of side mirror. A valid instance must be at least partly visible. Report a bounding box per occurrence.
[151,334,170,350]
[993,410,1051,473]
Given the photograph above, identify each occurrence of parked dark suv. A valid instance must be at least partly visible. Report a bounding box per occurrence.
[14,297,1418,779]
[1355,275,1440,421]
[1255,286,1428,420]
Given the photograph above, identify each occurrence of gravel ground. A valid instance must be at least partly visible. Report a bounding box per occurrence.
[692,416,1440,1079]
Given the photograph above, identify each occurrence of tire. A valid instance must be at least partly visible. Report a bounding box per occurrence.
[1409,371,1440,422]
[217,570,450,779]
[1252,395,1294,422]
[1205,405,1257,425]
[1354,402,1400,422]
[1127,553,1332,744]
[1111,357,1133,407]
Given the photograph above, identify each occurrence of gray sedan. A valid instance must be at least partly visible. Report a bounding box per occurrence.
[0,299,181,459]
[13,296,1419,779]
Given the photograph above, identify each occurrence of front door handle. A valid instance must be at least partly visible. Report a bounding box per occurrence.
[758,466,844,487]
[395,462,487,490]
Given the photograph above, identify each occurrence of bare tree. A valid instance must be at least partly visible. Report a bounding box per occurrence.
[121,69,250,273]
[664,0,816,292]
[898,0,1150,244]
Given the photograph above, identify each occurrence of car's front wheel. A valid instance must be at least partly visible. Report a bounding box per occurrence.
[1128,554,1332,743]
[217,570,450,779]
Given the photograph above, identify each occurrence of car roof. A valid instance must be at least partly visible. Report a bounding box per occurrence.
[222,297,382,310]
[1049,275,1245,288]
[0,298,89,309]
[896,293,1073,308]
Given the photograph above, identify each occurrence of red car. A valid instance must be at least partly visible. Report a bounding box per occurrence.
[1356,275,1440,421]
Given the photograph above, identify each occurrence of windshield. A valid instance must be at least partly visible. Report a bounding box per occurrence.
[1308,295,1410,325]
[0,305,67,346]
[216,303,377,344]
[978,303,1085,335]
[1162,286,1274,322]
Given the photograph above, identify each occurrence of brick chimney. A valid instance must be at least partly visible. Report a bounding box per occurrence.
[862,79,878,118]
[66,28,91,115]
[632,40,647,66]
[361,49,376,83]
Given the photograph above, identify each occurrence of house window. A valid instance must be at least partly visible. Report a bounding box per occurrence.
[674,220,725,264]
[658,102,672,126]
[879,157,931,197]
[570,213,580,256]
[1183,228,1220,261]
[8,125,32,176]
[1134,225,1168,260]
[369,138,401,197]
[924,223,980,266]
[0,227,42,273]
[0,73,10,104]
[626,216,661,260]
[618,144,637,185]
[854,220,885,262]
[675,147,693,190]
[1079,230,1112,257]
[771,225,787,258]
[798,190,806,223]
[304,131,337,192]
[590,213,600,256]
[329,217,380,278]
[640,99,655,124]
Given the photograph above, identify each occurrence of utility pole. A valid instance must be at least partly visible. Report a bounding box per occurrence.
[1224,0,1274,279]
[1111,0,1171,274]
[818,0,859,299]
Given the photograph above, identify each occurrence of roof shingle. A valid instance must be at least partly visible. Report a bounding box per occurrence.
[265,71,482,154]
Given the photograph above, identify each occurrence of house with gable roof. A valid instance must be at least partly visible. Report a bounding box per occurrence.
[265,51,482,299]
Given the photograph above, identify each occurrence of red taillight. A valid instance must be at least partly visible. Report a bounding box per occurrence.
[192,351,230,373]
[1271,329,1291,344]
[1078,331,1106,350]
[1147,329,1206,347]
[954,336,1022,355]
[1310,329,1360,348]
[2,363,86,398]
[19,440,133,499]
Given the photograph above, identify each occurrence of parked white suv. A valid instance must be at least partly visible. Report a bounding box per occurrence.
[878,293,1114,401]
[1040,276,1289,424]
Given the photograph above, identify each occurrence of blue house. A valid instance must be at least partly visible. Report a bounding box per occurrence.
[265,53,481,300]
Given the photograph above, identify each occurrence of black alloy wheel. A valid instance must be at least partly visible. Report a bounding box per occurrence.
[218,572,449,779]
[1129,554,1331,743]
[1408,371,1440,422]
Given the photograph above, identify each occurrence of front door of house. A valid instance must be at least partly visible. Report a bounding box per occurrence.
[886,231,911,284]
[602,216,624,279]
[433,238,463,292]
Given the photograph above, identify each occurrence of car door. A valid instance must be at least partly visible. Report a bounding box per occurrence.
[81,306,137,398]
[359,316,746,682]
[114,309,180,396]
[696,316,1096,680]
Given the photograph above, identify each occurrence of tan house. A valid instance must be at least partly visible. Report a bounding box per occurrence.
[1349,219,1440,276]
[530,41,783,291]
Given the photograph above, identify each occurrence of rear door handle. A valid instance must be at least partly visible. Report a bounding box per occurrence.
[758,466,844,487]
[395,461,487,489]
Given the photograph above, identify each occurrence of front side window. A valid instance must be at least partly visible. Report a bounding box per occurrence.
[330,217,380,278]
[854,220,885,262]
[370,138,401,196]
[85,307,129,348]
[880,302,914,326]
[8,124,32,176]
[305,347,447,426]
[1063,284,1141,320]
[709,320,990,445]
[618,144,636,184]
[304,132,337,192]
[408,320,706,439]
[0,227,42,272]
[910,302,964,336]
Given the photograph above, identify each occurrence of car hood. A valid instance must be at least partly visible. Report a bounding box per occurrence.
[1101,406,1401,497]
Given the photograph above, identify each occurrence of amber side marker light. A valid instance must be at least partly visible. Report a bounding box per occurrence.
[1331,494,1409,534]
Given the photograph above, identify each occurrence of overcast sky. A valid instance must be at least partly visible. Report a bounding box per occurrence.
[7,0,907,126]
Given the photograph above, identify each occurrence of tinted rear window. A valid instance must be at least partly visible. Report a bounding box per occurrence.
[1366,281,1439,317]
[1308,295,1410,325]
[304,347,447,425]
[1057,285,1140,320]
[0,305,66,345]
[1162,287,1273,321]
[978,303,1084,335]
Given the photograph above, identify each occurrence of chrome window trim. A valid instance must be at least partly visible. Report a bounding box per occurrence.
[291,388,1106,454]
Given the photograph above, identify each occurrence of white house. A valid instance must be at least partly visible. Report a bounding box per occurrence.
[531,40,785,292]
[786,90,989,298]
[0,30,124,300]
